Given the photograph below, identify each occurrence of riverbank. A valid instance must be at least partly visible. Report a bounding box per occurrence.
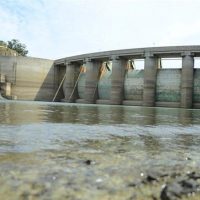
[0,149,200,200]
[0,101,200,199]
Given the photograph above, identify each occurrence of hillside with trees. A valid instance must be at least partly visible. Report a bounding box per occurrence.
[0,39,28,56]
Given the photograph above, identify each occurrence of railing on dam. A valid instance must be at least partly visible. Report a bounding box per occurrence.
[54,46,200,108]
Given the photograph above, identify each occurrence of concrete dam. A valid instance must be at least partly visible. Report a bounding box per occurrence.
[0,46,200,109]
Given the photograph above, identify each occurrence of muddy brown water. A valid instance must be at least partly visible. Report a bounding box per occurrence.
[0,100,200,200]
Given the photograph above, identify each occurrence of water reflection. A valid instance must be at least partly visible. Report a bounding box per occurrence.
[0,101,200,156]
[0,102,45,124]
[141,107,156,125]
[179,109,193,125]
[0,101,199,126]
[44,105,79,123]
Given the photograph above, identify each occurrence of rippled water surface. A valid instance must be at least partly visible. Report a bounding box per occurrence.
[0,100,200,199]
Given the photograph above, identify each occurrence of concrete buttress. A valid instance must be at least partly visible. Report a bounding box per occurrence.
[143,53,159,107]
[181,52,194,108]
[63,62,78,102]
[84,58,100,104]
[110,56,126,105]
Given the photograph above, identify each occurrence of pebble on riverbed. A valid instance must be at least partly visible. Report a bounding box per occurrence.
[128,169,200,200]
[84,159,96,165]
[160,172,200,200]
[128,171,168,187]
[187,171,200,180]
[160,179,199,200]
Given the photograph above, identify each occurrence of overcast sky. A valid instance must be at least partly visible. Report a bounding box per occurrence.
[1,0,200,60]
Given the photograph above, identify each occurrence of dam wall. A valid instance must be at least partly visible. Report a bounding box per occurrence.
[56,46,200,108]
[0,56,55,101]
[1,46,200,108]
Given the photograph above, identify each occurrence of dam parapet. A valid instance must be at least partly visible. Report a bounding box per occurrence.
[55,46,200,108]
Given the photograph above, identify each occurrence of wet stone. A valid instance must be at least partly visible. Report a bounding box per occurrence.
[179,179,199,194]
[84,160,92,165]
[142,171,167,184]
[160,178,200,200]
[185,157,192,161]
[116,149,126,153]
[128,180,142,188]
[187,171,200,180]
[160,182,183,200]
[145,174,159,183]
[129,171,169,187]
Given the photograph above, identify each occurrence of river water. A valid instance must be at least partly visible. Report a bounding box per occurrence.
[0,100,200,199]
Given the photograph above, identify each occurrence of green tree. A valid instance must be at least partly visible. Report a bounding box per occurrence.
[0,40,7,47]
[7,39,28,56]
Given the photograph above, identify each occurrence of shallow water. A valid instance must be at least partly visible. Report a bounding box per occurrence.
[0,100,200,199]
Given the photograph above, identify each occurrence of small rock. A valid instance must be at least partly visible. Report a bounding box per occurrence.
[128,182,137,187]
[146,173,158,182]
[160,182,182,200]
[128,180,142,187]
[187,171,200,180]
[84,159,94,165]
[116,149,126,153]
[179,179,199,194]
[143,171,163,183]
[160,178,199,200]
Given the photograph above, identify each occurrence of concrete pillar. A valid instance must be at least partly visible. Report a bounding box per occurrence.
[0,74,6,83]
[143,53,159,107]
[84,58,100,104]
[181,52,194,108]
[54,64,66,101]
[1,82,11,97]
[62,62,78,103]
[158,58,162,69]
[110,56,126,105]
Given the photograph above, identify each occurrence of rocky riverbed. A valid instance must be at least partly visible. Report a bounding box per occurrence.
[0,146,200,200]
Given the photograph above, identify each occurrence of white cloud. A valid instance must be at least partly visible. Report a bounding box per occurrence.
[0,0,200,59]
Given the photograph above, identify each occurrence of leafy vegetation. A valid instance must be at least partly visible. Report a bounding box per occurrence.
[0,41,7,47]
[0,39,28,56]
